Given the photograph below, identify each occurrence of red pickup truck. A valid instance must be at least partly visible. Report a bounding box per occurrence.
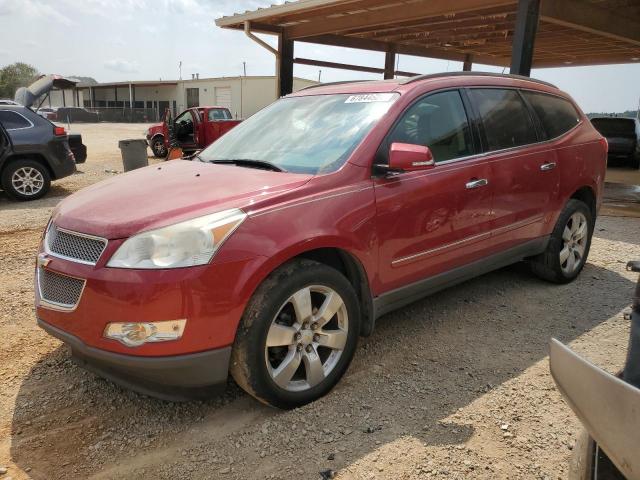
[146,106,241,157]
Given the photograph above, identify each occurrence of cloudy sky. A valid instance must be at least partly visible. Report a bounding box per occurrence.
[1,0,639,113]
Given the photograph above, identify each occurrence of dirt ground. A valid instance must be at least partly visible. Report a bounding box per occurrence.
[1,123,639,480]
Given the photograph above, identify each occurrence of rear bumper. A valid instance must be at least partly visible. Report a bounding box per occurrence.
[38,317,231,401]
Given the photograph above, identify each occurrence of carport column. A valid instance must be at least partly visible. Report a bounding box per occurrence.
[90,87,94,109]
[278,31,294,97]
[510,0,540,76]
[463,54,473,71]
[384,47,396,80]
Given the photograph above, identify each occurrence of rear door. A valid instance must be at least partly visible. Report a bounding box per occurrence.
[374,89,494,292]
[468,87,559,251]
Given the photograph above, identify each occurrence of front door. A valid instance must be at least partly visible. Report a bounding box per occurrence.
[374,89,494,294]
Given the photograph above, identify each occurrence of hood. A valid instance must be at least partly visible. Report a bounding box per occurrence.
[14,75,78,108]
[52,160,312,238]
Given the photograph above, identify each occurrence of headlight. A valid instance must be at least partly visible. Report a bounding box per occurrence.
[107,209,246,269]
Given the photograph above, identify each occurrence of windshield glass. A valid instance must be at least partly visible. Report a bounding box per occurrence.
[198,93,399,174]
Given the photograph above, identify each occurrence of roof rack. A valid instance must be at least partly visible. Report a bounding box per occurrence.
[298,80,371,91]
[400,71,557,89]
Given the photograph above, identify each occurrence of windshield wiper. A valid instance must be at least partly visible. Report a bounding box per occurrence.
[210,159,286,172]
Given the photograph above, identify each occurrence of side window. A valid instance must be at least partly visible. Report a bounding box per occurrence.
[521,91,581,139]
[385,90,474,163]
[0,110,32,130]
[469,88,537,151]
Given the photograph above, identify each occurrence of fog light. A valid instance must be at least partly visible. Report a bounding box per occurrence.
[104,319,187,347]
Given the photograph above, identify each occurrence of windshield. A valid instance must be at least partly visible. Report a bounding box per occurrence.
[198,93,399,174]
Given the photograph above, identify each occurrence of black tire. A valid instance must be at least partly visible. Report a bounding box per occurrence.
[530,199,593,284]
[230,259,360,409]
[1,159,51,201]
[150,136,167,158]
[631,152,640,170]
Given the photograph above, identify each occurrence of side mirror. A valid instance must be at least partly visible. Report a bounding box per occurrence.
[388,142,435,172]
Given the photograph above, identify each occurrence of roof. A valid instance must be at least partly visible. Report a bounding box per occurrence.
[216,0,640,68]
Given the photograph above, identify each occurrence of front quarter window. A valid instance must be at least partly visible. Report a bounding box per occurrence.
[199,92,399,174]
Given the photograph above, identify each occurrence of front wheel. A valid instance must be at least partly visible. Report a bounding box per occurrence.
[150,136,167,158]
[531,199,593,283]
[230,259,360,409]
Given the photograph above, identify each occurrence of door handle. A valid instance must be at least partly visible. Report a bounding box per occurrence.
[466,178,489,189]
[540,162,557,171]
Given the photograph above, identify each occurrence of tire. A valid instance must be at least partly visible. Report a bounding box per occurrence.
[1,159,51,201]
[631,152,640,170]
[530,199,593,284]
[230,259,360,409]
[150,136,167,158]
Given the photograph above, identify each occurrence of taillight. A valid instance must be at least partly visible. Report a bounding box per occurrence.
[53,126,66,136]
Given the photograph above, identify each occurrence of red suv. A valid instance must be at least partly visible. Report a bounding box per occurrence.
[36,73,606,408]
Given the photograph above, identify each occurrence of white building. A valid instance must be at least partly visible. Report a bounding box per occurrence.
[64,76,317,121]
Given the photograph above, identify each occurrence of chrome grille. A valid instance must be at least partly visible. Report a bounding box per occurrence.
[46,224,107,265]
[37,268,85,310]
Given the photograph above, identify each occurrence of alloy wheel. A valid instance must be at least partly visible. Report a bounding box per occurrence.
[264,285,348,392]
[153,139,167,157]
[560,211,588,275]
[11,167,44,196]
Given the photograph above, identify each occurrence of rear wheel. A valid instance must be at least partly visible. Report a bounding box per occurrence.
[631,152,640,170]
[230,259,360,409]
[150,136,167,158]
[1,159,51,201]
[531,199,593,283]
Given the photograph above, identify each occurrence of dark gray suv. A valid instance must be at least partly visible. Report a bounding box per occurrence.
[0,105,76,200]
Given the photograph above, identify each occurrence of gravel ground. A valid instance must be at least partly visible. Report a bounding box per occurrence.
[0,123,638,479]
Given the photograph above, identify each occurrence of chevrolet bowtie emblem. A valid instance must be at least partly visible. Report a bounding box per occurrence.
[37,253,51,268]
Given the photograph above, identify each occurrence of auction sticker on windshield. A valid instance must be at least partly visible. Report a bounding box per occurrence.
[344,93,397,103]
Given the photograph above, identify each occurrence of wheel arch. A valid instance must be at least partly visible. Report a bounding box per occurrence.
[570,185,597,220]
[1,153,54,179]
[238,242,376,338]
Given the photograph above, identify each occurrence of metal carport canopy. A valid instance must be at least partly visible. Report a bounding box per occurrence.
[216,0,640,95]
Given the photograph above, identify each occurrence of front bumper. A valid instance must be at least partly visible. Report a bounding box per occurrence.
[39,317,231,401]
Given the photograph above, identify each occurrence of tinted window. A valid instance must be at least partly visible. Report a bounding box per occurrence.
[470,88,537,151]
[385,90,473,163]
[523,91,580,139]
[0,110,31,130]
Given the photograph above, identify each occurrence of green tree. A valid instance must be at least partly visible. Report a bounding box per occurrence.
[0,62,39,99]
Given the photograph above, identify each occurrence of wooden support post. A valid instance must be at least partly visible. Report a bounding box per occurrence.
[384,48,396,79]
[278,32,294,97]
[463,54,473,71]
[510,0,540,76]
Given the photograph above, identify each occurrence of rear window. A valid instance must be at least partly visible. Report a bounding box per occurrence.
[470,88,537,151]
[208,109,232,121]
[591,118,636,137]
[522,91,581,139]
[0,110,32,130]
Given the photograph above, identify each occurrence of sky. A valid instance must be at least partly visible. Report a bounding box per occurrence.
[1,0,639,113]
